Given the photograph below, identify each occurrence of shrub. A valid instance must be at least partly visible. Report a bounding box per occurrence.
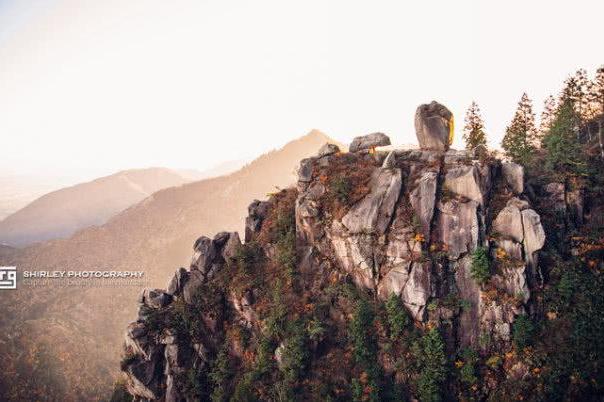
[306,318,326,342]
[330,176,352,203]
[350,298,377,365]
[275,229,296,277]
[280,320,308,382]
[412,328,447,402]
[234,242,263,274]
[512,315,534,350]
[471,247,491,285]
[209,344,231,402]
[349,298,381,401]
[385,293,409,340]
[265,281,288,339]
[459,348,478,386]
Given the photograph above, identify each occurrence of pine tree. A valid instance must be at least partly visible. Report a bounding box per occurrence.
[539,95,558,143]
[501,93,537,165]
[560,70,590,122]
[463,101,487,150]
[542,98,586,178]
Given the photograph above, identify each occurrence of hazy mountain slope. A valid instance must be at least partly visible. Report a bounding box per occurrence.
[0,130,340,401]
[0,168,192,247]
[0,175,78,221]
[177,159,245,181]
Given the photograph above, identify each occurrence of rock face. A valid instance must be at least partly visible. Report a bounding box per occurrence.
[341,167,402,235]
[415,101,453,151]
[502,162,524,194]
[349,132,391,152]
[119,139,549,401]
[122,229,242,400]
[295,148,544,335]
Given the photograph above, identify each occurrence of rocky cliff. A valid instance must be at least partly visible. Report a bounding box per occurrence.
[117,103,602,402]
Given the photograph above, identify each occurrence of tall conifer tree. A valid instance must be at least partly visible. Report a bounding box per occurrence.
[539,95,558,144]
[463,101,487,150]
[501,93,537,165]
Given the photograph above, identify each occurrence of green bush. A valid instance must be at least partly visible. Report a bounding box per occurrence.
[412,328,447,402]
[306,318,326,342]
[275,229,296,277]
[280,320,308,382]
[330,176,352,203]
[512,315,534,350]
[209,344,231,402]
[385,293,409,340]
[265,281,288,339]
[234,242,263,274]
[459,348,478,386]
[349,298,381,401]
[471,247,491,285]
[350,298,377,365]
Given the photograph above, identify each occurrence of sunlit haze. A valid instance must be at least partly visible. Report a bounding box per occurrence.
[1,0,602,181]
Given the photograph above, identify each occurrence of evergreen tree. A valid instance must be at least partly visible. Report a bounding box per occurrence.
[501,93,537,165]
[539,95,557,141]
[560,70,590,123]
[542,98,586,178]
[462,101,487,150]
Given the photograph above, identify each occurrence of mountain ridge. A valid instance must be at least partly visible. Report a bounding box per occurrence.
[0,130,342,401]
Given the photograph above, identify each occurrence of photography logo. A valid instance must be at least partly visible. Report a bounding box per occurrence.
[0,266,17,289]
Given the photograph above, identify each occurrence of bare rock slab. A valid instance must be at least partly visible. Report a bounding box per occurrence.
[349,132,391,152]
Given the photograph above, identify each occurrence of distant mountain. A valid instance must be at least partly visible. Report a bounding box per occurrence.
[0,175,77,221]
[177,159,246,181]
[0,168,192,247]
[0,130,341,401]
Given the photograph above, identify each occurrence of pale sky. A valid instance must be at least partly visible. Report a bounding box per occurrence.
[0,0,602,180]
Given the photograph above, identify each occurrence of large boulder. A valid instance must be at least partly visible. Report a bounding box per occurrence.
[317,143,340,157]
[521,208,545,270]
[415,101,453,152]
[501,162,524,194]
[166,267,188,296]
[245,200,271,242]
[191,236,216,273]
[182,269,205,304]
[220,232,242,262]
[349,132,391,152]
[492,201,525,242]
[139,288,172,309]
[342,167,402,235]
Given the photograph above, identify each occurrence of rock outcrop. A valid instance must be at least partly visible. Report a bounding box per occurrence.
[118,104,549,401]
[415,101,453,151]
[349,132,391,152]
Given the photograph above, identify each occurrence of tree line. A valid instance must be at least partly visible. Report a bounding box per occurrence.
[463,66,604,182]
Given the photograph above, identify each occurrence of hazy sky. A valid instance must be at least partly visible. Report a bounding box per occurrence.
[0,0,602,180]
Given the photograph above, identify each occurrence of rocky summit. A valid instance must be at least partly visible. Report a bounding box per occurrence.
[117,103,602,402]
